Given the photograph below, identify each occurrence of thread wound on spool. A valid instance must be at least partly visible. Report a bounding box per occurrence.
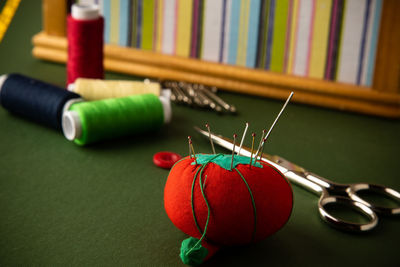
[63,94,168,145]
[71,78,161,100]
[67,4,104,85]
[0,73,81,130]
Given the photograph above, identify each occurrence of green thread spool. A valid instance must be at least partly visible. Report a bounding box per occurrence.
[62,92,171,145]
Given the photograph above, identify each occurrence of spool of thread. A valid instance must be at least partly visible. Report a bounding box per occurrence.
[0,73,81,130]
[62,91,172,145]
[68,78,161,100]
[67,4,104,85]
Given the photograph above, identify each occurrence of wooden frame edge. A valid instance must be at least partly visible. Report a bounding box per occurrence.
[32,32,400,118]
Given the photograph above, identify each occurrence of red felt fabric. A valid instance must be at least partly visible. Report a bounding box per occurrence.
[202,240,220,261]
[164,156,293,247]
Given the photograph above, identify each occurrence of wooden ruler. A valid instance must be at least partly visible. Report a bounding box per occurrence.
[0,0,21,43]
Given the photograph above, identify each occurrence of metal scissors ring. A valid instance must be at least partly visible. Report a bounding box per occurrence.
[195,126,400,232]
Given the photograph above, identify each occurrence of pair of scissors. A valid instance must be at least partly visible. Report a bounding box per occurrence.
[194,126,400,232]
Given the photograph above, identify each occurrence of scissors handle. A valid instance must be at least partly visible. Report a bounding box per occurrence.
[347,183,400,215]
[318,193,378,232]
[286,170,379,231]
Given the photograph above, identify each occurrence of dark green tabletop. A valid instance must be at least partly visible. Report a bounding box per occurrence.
[0,1,399,266]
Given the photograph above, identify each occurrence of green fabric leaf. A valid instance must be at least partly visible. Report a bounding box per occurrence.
[180,237,208,266]
[191,154,263,170]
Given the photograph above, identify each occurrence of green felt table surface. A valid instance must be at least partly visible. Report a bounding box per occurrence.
[0,1,399,266]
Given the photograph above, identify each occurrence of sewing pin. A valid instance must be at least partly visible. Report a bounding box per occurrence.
[197,90,211,106]
[258,92,294,160]
[199,88,223,112]
[170,85,184,103]
[188,136,192,158]
[231,134,237,170]
[201,87,237,113]
[170,81,190,105]
[238,122,249,155]
[249,133,256,168]
[185,83,204,107]
[188,136,197,164]
[254,129,266,160]
[189,84,210,109]
[205,123,216,154]
[170,89,177,102]
[196,87,222,112]
[176,82,192,105]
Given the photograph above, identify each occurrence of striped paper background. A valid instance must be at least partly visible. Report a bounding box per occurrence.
[85,0,383,87]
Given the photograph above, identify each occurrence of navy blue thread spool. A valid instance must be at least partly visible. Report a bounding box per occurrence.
[0,73,82,130]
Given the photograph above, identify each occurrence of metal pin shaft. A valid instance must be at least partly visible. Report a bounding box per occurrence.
[249,133,256,168]
[254,129,266,161]
[238,122,249,155]
[231,134,237,170]
[206,123,216,154]
[258,92,294,159]
[188,136,197,164]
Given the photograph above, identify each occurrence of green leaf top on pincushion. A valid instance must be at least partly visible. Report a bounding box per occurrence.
[191,153,263,171]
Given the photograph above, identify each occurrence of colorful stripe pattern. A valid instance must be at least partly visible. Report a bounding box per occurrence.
[99,0,384,86]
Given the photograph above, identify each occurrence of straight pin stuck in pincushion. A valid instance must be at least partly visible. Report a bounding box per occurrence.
[238,122,249,155]
[206,123,216,154]
[231,134,237,170]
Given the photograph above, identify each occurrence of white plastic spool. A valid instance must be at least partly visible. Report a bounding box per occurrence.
[71,4,100,20]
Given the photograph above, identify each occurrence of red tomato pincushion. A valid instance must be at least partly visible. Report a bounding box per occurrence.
[164,153,293,265]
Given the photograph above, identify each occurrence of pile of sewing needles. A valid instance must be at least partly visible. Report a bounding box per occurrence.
[163,81,237,114]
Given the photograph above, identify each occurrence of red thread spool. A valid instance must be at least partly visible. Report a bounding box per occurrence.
[67,4,104,85]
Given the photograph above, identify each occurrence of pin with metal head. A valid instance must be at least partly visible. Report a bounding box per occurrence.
[201,87,237,113]
[197,87,222,113]
[196,90,211,106]
[170,85,184,103]
[187,83,207,108]
[170,89,178,102]
[165,81,186,105]
[185,83,205,107]
[197,87,223,112]
[192,87,209,108]
[173,82,192,105]
[188,136,197,164]
[205,123,216,154]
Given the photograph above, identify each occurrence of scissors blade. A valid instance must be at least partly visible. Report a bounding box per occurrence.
[193,126,305,175]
